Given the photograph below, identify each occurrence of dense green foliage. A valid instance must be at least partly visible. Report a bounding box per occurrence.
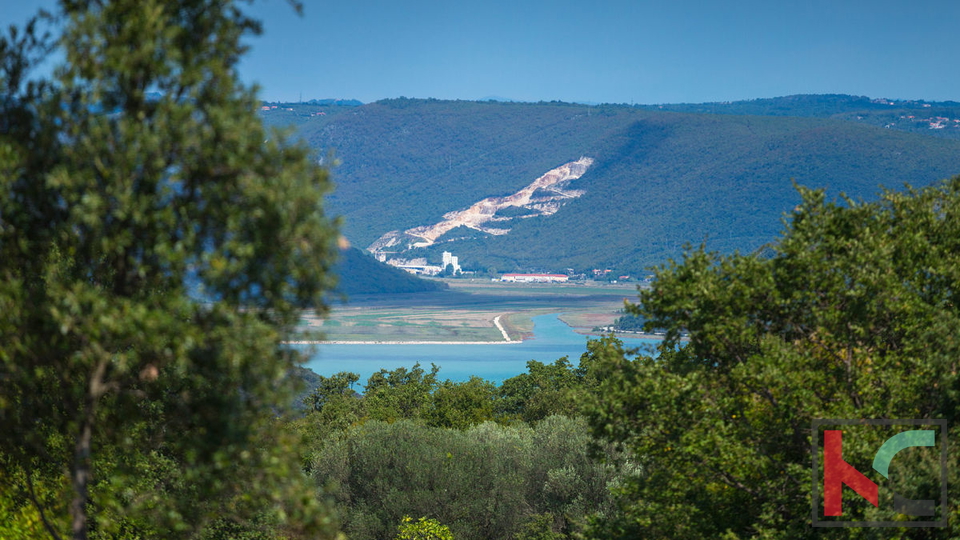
[610,312,645,332]
[0,1,340,538]
[290,349,628,540]
[296,357,602,439]
[281,97,960,274]
[584,178,960,538]
[395,516,454,540]
[312,417,620,540]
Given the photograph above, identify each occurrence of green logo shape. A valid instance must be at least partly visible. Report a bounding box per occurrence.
[872,430,935,478]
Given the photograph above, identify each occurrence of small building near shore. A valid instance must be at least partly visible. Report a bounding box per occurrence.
[442,251,462,274]
[500,273,569,283]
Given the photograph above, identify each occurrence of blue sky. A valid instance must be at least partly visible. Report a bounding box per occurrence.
[5,0,959,105]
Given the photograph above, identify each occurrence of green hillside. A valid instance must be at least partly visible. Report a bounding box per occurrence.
[332,247,446,296]
[259,99,362,131]
[280,97,960,274]
[639,94,960,140]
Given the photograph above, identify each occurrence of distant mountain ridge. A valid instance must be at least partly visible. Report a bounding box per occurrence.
[265,94,960,274]
[639,94,960,140]
[640,93,960,115]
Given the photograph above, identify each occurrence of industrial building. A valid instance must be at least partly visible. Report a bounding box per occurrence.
[442,251,462,274]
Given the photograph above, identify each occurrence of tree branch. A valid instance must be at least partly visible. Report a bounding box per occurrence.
[71,357,108,540]
[25,470,64,540]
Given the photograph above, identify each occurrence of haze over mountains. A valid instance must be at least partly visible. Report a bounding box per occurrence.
[263,95,960,276]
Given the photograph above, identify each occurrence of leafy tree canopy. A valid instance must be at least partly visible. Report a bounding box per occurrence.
[0,1,340,538]
[395,516,454,540]
[312,417,622,540]
[585,179,960,538]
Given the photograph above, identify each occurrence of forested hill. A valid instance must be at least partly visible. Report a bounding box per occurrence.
[638,94,960,140]
[333,247,446,296]
[266,96,960,275]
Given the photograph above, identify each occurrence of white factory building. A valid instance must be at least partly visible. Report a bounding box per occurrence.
[442,251,462,274]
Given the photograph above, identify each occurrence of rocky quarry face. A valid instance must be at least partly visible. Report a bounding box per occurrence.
[367,157,593,258]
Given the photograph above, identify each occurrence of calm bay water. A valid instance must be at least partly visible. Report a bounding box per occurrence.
[299,313,659,383]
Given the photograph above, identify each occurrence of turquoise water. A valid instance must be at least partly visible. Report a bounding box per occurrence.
[299,313,659,383]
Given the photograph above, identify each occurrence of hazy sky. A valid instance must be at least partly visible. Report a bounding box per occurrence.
[238,0,959,104]
[5,0,959,105]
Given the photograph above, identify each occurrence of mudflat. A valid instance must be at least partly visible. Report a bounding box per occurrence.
[297,279,643,343]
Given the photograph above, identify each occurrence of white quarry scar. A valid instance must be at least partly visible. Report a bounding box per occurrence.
[368,157,593,253]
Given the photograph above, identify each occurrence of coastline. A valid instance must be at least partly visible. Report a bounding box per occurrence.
[284,313,524,345]
[284,324,674,346]
[575,330,686,342]
[284,339,522,345]
[578,331,667,340]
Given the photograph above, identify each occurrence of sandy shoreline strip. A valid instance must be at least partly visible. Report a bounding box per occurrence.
[283,340,522,345]
[284,331,670,346]
[493,315,516,343]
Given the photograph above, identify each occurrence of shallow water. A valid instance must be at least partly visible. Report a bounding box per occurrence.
[299,313,659,383]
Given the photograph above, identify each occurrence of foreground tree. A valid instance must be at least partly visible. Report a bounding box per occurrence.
[395,516,454,540]
[0,1,340,538]
[586,180,960,538]
[312,417,621,540]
